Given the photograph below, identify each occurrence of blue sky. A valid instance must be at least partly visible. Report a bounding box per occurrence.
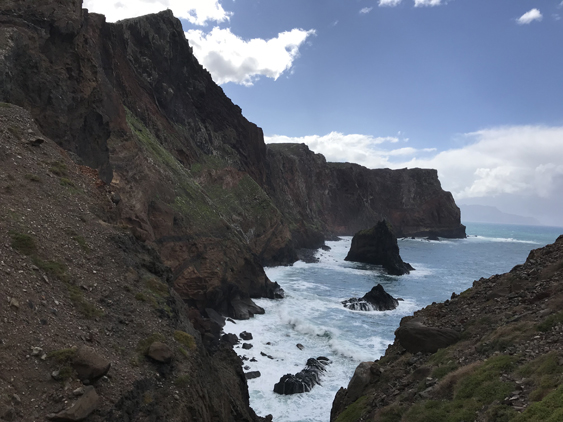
[85,0,563,226]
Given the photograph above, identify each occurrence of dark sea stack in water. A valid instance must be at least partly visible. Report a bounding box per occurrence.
[344,221,414,275]
[273,357,330,395]
[342,284,399,311]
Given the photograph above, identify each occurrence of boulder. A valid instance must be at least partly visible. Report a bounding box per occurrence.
[220,333,239,346]
[242,343,253,350]
[240,331,253,341]
[71,346,111,383]
[245,371,261,380]
[395,320,460,354]
[49,386,99,421]
[342,284,399,311]
[344,220,413,276]
[273,357,330,395]
[147,342,173,363]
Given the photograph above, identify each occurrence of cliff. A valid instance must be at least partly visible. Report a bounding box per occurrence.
[331,235,563,421]
[266,143,465,246]
[1,1,464,420]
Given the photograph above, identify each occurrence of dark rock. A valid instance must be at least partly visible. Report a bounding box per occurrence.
[242,343,253,350]
[240,331,253,341]
[342,284,399,311]
[296,248,320,263]
[245,371,261,380]
[49,385,99,421]
[273,358,330,395]
[220,333,239,346]
[344,220,414,275]
[147,342,173,363]
[229,297,265,320]
[296,343,304,350]
[71,346,111,383]
[205,308,226,328]
[395,320,460,354]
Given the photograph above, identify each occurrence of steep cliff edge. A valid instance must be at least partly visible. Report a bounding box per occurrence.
[331,235,563,422]
[266,143,465,243]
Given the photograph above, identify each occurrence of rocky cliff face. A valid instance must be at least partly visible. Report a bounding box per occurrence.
[266,143,465,243]
[331,235,563,422]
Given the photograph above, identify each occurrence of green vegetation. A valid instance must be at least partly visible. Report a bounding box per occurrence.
[514,384,563,421]
[404,355,518,422]
[135,291,158,307]
[72,235,89,252]
[146,277,169,297]
[517,352,563,402]
[67,285,103,318]
[47,347,77,363]
[32,257,69,283]
[174,330,196,350]
[376,404,405,422]
[59,177,75,187]
[136,333,166,355]
[335,396,368,422]
[432,362,459,380]
[8,125,23,139]
[174,375,191,388]
[24,173,41,182]
[477,321,534,354]
[49,161,68,177]
[10,232,37,255]
[537,311,563,332]
[0,102,12,108]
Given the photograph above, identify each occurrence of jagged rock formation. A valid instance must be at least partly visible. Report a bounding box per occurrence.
[273,357,330,395]
[266,143,466,244]
[342,284,400,311]
[345,221,414,275]
[331,235,563,422]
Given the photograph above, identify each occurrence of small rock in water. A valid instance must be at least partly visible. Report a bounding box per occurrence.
[296,344,304,350]
[245,371,261,380]
[242,343,253,350]
[240,331,253,341]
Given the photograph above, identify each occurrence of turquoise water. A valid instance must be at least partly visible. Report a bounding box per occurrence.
[225,223,562,422]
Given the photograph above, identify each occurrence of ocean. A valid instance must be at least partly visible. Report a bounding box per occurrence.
[224,223,562,422]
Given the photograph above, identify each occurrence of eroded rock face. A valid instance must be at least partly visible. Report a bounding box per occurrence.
[266,144,466,242]
[345,221,414,275]
[342,284,399,311]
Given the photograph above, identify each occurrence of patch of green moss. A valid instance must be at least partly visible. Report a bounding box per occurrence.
[68,285,104,318]
[178,347,190,359]
[136,333,166,355]
[24,173,41,183]
[174,375,190,388]
[47,348,77,364]
[10,232,37,255]
[537,311,563,332]
[135,291,158,307]
[32,257,69,282]
[174,330,196,350]
[335,396,369,422]
[72,235,90,252]
[59,177,75,187]
[145,277,169,297]
[514,384,563,421]
[49,161,68,177]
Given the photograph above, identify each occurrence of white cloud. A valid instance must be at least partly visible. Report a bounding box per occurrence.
[517,9,543,25]
[186,27,315,86]
[379,0,402,6]
[414,0,446,7]
[83,0,231,25]
[359,7,373,14]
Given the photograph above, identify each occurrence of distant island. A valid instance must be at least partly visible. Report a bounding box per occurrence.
[459,204,541,226]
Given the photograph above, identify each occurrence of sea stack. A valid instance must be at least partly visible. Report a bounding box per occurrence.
[345,220,413,275]
[342,284,400,311]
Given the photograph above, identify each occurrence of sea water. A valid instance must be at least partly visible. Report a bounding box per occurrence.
[224,223,562,422]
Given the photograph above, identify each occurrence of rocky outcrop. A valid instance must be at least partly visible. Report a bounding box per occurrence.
[394,320,460,353]
[266,143,466,243]
[342,284,400,311]
[273,357,330,395]
[331,235,563,422]
[344,221,414,275]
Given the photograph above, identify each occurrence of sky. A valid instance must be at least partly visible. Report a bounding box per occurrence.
[84,0,563,226]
